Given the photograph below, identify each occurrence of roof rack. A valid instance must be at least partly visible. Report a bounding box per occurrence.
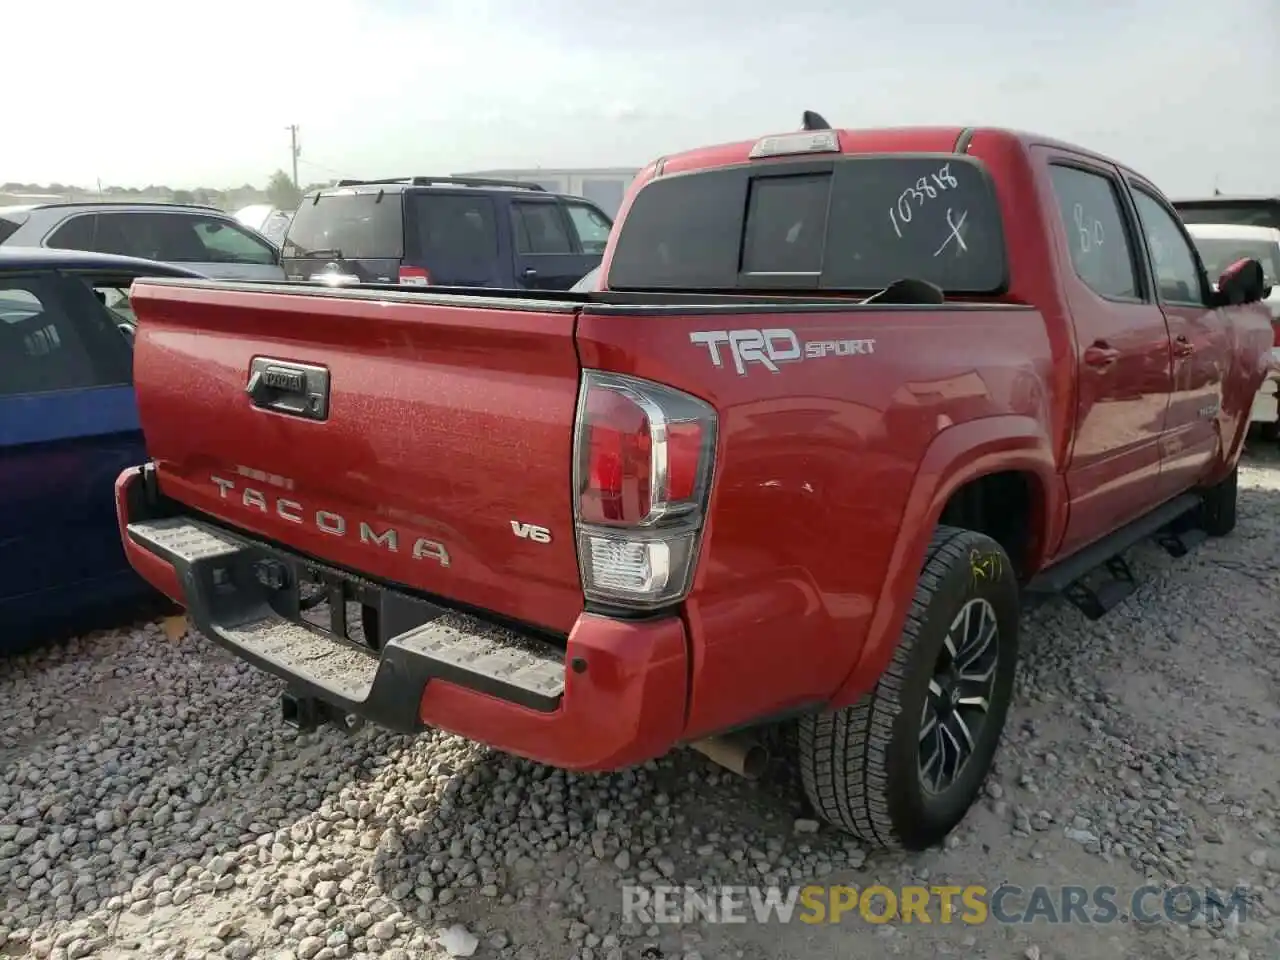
[333,176,545,192]
[14,199,226,212]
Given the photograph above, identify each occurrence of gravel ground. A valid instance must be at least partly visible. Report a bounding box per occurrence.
[3,452,1280,960]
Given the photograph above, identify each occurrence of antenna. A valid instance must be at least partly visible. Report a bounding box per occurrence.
[801,110,831,131]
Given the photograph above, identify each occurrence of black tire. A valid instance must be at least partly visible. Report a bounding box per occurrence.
[797,525,1020,851]
[1199,465,1238,537]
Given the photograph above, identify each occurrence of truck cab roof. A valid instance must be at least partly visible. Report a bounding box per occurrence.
[648,125,1152,183]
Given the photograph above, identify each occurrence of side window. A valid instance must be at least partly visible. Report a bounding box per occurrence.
[1131,190,1205,304]
[81,279,138,326]
[191,219,278,265]
[511,203,574,255]
[411,194,499,260]
[0,273,131,397]
[100,213,204,262]
[563,203,612,255]
[1047,165,1140,300]
[47,215,100,252]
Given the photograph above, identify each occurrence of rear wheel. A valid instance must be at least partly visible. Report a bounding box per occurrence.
[1199,466,1238,537]
[797,526,1020,850]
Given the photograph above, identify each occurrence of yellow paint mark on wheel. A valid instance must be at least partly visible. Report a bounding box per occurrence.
[969,548,1003,586]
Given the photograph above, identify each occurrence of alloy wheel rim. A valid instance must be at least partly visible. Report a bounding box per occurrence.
[918,597,1000,796]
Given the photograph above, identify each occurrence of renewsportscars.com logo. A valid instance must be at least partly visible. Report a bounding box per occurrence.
[621,882,1253,926]
[689,328,877,376]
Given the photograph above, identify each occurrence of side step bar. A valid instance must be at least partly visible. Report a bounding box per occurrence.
[1024,492,1204,620]
[126,516,567,733]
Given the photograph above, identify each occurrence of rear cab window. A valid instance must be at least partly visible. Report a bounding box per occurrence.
[1173,200,1280,231]
[283,191,405,259]
[1191,236,1280,287]
[606,155,1008,293]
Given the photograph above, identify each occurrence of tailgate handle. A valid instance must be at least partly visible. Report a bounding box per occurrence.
[246,358,330,421]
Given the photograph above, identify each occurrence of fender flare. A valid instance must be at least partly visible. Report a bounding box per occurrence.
[828,415,1061,709]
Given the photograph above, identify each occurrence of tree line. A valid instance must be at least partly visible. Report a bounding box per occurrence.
[1,170,329,212]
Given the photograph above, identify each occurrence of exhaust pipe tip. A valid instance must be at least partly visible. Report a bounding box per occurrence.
[689,733,770,781]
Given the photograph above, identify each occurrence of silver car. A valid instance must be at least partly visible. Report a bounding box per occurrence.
[234,204,294,248]
[0,201,285,282]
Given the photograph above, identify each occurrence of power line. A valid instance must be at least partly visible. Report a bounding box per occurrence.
[297,156,346,180]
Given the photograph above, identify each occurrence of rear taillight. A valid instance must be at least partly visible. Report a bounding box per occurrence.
[573,371,717,609]
[399,266,431,286]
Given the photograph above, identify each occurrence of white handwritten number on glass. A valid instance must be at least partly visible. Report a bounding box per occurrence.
[889,163,960,239]
[1072,203,1105,253]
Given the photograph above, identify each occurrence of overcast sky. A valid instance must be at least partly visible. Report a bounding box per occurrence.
[7,0,1278,195]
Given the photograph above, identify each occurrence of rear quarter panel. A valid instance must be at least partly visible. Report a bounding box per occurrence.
[576,303,1059,736]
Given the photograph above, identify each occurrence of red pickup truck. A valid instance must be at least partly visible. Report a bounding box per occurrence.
[114,120,1273,852]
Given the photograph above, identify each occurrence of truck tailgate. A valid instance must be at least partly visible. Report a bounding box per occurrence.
[128,280,584,634]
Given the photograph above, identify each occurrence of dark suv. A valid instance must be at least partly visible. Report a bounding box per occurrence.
[281,176,614,290]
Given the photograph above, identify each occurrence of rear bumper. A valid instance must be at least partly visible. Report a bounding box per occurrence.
[114,465,688,771]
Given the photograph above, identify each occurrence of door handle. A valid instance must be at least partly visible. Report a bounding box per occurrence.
[245,358,330,421]
[1083,342,1121,368]
[522,267,538,280]
[1172,335,1195,357]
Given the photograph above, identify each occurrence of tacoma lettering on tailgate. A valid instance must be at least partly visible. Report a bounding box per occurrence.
[210,475,451,566]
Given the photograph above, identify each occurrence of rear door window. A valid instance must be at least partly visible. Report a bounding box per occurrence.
[607,155,1008,293]
[0,273,131,397]
[409,194,498,260]
[48,212,277,264]
[563,202,613,255]
[1047,165,1142,301]
[283,192,405,259]
[511,202,575,254]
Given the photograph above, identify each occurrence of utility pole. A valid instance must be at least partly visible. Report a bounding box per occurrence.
[286,124,301,189]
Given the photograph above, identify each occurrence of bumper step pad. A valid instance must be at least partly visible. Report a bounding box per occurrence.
[127,517,567,731]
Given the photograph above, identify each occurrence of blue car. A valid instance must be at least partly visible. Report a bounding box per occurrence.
[0,247,205,651]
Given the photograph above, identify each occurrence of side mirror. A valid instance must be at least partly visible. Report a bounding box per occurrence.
[117,323,135,344]
[1215,258,1267,306]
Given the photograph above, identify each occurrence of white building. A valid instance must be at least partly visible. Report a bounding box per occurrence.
[454,167,641,217]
